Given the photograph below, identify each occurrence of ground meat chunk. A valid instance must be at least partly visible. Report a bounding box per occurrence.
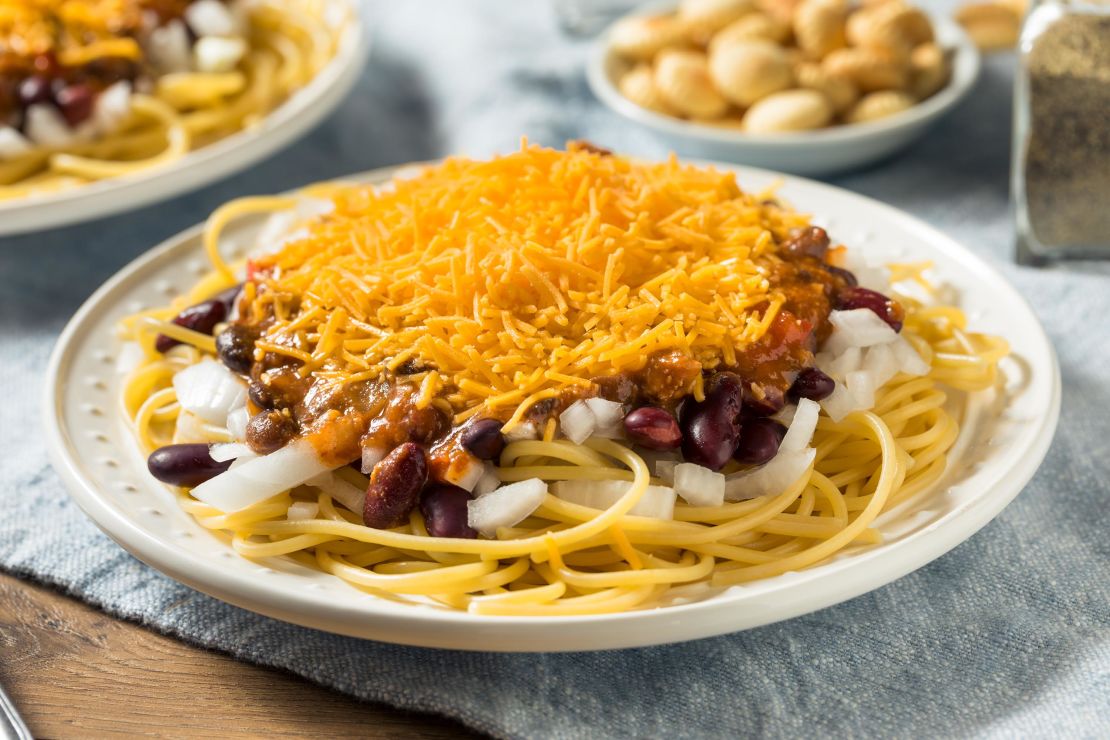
[591,373,639,405]
[639,350,702,407]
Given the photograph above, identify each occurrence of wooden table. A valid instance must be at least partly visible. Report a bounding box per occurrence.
[0,573,479,738]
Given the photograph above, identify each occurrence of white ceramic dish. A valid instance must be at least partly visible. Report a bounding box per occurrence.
[0,0,367,238]
[587,9,981,176]
[44,162,1059,652]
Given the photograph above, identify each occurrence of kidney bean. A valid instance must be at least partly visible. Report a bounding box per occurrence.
[17,75,51,107]
[836,286,904,332]
[705,373,744,419]
[420,484,478,539]
[781,226,830,260]
[680,373,744,470]
[54,84,94,126]
[247,379,275,410]
[245,410,296,454]
[32,52,60,75]
[394,358,427,375]
[682,410,740,470]
[734,418,787,466]
[525,397,559,424]
[83,56,139,85]
[211,284,243,313]
[147,443,231,487]
[403,405,448,445]
[569,140,612,156]
[215,324,257,374]
[826,265,858,287]
[363,443,427,529]
[155,299,228,353]
[461,418,505,460]
[742,382,785,417]
[788,368,835,402]
[624,406,681,450]
[254,364,309,409]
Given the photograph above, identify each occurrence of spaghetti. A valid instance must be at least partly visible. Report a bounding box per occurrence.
[0,0,345,199]
[117,144,1008,616]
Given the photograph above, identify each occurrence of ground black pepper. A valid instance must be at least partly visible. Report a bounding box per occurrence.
[1020,13,1110,252]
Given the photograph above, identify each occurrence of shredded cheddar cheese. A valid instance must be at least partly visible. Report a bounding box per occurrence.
[0,0,167,70]
[246,144,809,423]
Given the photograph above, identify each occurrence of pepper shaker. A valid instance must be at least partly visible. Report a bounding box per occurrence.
[1012,0,1110,264]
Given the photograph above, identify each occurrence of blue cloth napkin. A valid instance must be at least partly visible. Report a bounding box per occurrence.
[2,2,1109,737]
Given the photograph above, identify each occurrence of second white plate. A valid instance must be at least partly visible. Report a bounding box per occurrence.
[43,162,1060,652]
[0,0,367,237]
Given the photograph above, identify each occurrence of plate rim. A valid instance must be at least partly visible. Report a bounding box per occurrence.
[42,161,1062,652]
[0,0,368,237]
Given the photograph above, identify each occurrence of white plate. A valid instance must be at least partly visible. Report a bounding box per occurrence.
[587,7,980,176]
[0,0,367,237]
[43,162,1060,652]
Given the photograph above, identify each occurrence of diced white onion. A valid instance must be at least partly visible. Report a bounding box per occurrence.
[773,403,797,426]
[559,399,595,445]
[655,459,677,485]
[504,420,540,442]
[194,35,247,73]
[172,358,246,425]
[252,211,300,256]
[443,453,486,492]
[840,251,892,292]
[322,0,346,28]
[829,309,899,349]
[296,197,335,220]
[148,20,191,73]
[185,0,237,36]
[172,410,214,444]
[360,445,386,474]
[25,104,73,147]
[845,370,877,411]
[287,501,319,520]
[191,439,333,512]
[92,82,131,135]
[819,345,862,380]
[209,441,252,462]
[780,398,819,453]
[552,479,676,520]
[585,397,625,438]
[229,454,255,470]
[891,336,930,376]
[821,371,878,423]
[226,406,250,441]
[0,126,31,160]
[249,227,304,261]
[472,463,501,498]
[115,341,145,376]
[635,448,681,477]
[821,383,856,423]
[725,448,816,502]
[466,478,547,537]
[673,463,725,507]
[306,471,365,514]
[862,342,899,390]
[813,306,931,421]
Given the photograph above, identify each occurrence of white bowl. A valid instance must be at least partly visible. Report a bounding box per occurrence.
[0,0,367,237]
[587,10,981,176]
